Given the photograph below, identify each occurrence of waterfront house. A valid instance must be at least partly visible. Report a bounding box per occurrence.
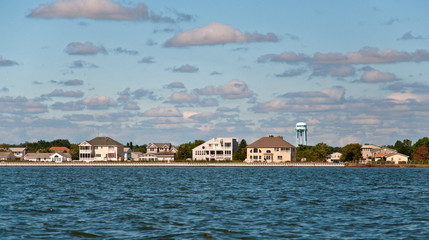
[24,152,72,162]
[0,152,16,160]
[131,151,143,160]
[361,144,381,161]
[9,147,27,160]
[246,136,296,162]
[384,153,409,164]
[326,152,342,163]
[146,143,177,161]
[79,137,124,162]
[124,147,133,160]
[192,137,238,161]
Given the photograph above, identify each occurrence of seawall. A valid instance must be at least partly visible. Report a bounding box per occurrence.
[0,162,345,167]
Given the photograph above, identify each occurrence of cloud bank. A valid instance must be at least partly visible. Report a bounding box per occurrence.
[165,22,278,47]
[28,0,148,21]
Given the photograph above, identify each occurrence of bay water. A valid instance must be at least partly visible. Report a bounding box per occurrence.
[1,167,428,239]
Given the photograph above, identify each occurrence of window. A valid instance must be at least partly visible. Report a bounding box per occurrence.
[274,148,279,151]
[278,156,283,160]
[266,150,271,153]
[225,143,231,147]
[253,148,258,153]
[96,154,101,157]
[250,149,252,153]
[94,146,98,150]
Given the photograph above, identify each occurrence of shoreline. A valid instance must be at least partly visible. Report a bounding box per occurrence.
[0,162,345,167]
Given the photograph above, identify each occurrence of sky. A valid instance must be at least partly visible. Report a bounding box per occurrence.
[1,0,429,147]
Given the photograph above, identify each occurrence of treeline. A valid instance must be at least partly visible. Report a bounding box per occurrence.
[298,137,429,164]
[174,139,248,161]
[2,137,429,163]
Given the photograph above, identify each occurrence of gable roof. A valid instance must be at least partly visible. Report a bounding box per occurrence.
[248,137,295,148]
[149,143,171,148]
[50,146,70,153]
[88,137,124,146]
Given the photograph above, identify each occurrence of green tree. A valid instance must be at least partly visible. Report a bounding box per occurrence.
[70,144,79,160]
[233,139,247,161]
[340,143,362,162]
[175,140,205,160]
[394,139,412,156]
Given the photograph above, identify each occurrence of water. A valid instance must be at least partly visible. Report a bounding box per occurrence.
[0,167,428,239]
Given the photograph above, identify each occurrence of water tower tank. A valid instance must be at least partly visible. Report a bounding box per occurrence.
[296,122,308,146]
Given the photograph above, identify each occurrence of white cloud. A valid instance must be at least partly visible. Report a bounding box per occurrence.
[81,95,117,109]
[386,91,429,103]
[313,47,429,64]
[28,0,148,21]
[360,70,397,83]
[172,64,199,73]
[196,79,254,99]
[169,92,199,104]
[65,42,106,55]
[164,22,278,47]
[46,89,84,98]
[143,107,182,117]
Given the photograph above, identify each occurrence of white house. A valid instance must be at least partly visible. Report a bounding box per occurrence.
[384,153,409,164]
[24,152,72,162]
[192,137,239,161]
[124,147,133,160]
[146,143,177,161]
[79,137,124,161]
[327,152,342,163]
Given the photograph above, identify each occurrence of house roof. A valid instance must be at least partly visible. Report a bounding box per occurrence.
[248,137,295,148]
[50,146,70,153]
[88,137,124,146]
[0,152,14,157]
[9,147,26,151]
[25,152,71,158]
[149,143,171,148]
[385,152,409,158]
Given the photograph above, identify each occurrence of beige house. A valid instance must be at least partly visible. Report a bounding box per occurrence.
[0,152,16,160]
[327,152,342,163]
[79,137,124,161]
[247,136,296,162]
[146,143,177,161]
[384,153,409,164]
[361,144,381,160]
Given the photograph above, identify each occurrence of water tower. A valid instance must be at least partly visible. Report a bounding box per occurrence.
[296,122,308,146]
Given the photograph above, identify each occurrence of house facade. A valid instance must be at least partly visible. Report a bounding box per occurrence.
[0,152,16,160]
[247,136,296,162]
[384,153,409,164]
[192,137,239,161]
[146,143,177,161]
[327,152,342,163]
[9,147,27,160]
[24,152,72,162]
[124,147,133,160]
[361,144,381,160]
[79,137,124,161]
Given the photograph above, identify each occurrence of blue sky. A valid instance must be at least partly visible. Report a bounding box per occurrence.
[1,0,429,146]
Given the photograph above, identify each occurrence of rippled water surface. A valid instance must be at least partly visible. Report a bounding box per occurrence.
[0,167,428,239]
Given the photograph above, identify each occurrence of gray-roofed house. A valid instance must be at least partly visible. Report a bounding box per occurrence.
[9,147,27,160]
[24,152,72,162]
[146,143,177,161]
[0,152,16,160]
[247,136,296,162]
[79,137,124,162]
